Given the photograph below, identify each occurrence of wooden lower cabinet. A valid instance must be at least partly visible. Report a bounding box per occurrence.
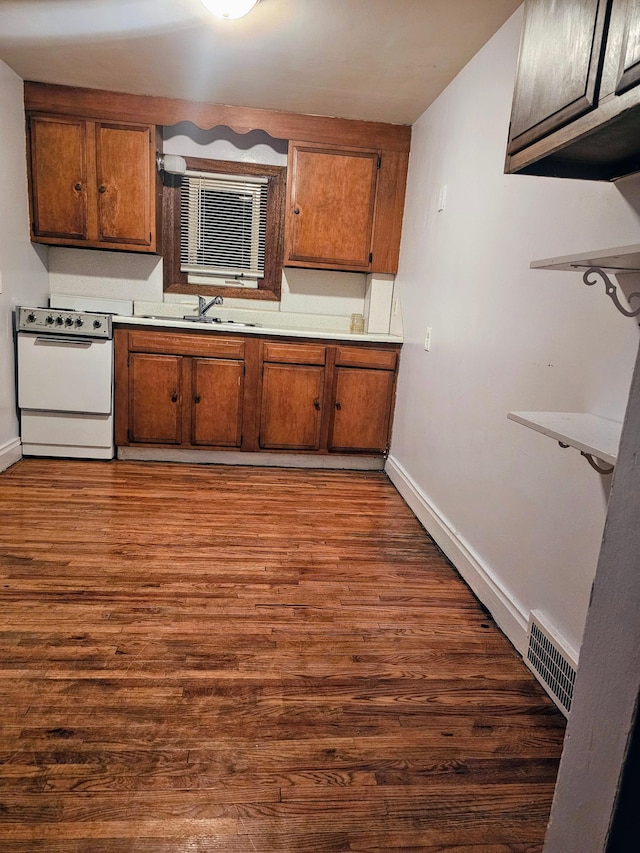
[258,341,326,451]
[115,328,400,457]
[329,367,395,453]
[129,353,182,444]
[116,330,246,450]
[259,363,324,450]
[191,357,244,447]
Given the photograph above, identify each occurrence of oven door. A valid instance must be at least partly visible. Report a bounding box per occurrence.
[17,332,113,415]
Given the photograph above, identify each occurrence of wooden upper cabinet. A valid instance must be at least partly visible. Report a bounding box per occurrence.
[95,122,154,247]
[507,0,609,155]
[284,142,408,274]
[29,116,88,240]
[27,114,159,252]
[615,0,640,94]
[286,143,379,271]
[506,0,640,179]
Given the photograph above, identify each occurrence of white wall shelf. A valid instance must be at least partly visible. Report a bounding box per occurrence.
[508,411,622,473]
[530,245,640,318]
[530,244,640,273]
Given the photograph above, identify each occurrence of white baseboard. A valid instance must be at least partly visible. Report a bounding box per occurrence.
[0,437,22,473]
[385,454,528,655]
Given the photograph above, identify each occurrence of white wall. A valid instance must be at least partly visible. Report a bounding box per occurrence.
[387,7,640,657]
[0,59,49,470]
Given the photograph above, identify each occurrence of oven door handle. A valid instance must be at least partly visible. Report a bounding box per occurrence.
[33,336,96,347]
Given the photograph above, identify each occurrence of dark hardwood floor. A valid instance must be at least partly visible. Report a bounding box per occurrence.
[0,459,565,851]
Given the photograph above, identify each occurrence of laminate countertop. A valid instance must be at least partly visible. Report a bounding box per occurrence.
[113,314,403,344]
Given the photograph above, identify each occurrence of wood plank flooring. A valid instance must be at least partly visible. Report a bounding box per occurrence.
[0,459,565,851]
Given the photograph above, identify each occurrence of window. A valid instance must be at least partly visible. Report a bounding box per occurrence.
[163,157,286,301]
[180,171,268,286]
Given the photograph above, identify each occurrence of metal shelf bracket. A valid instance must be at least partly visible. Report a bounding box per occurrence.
[558,440,615,475]
[583,266,640,318]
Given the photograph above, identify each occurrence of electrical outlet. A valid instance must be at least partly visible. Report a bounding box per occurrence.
[424,326,432,351]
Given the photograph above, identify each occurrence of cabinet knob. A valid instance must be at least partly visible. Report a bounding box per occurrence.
[313,398,321,410]
[98,185,106,194]
[73,182,82,192]
[335,401,342,410]
[194,394,201,404]
[293,206,300,215]
[171,392,178,403]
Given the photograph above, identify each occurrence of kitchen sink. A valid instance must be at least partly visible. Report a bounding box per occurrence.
[181,316,260,327]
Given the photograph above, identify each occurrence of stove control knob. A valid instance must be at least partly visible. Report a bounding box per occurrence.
[93,319,102,329]
[65,316,74,326]
[27,312,36,323]
[75,317,84,327]
[55,315,64,325]
[46,315,54,325]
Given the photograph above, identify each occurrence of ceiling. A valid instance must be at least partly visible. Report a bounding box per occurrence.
[0,0,521,126]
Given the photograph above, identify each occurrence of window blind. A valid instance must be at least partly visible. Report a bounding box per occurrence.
[180,171,268,282]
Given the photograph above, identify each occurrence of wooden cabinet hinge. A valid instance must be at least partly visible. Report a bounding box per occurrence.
[377,156,381,169]
[369,252,373,263]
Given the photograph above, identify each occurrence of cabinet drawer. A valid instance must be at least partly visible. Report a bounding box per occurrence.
[128,331,245,359]
[262,341,326,365]
[335,346,397,370]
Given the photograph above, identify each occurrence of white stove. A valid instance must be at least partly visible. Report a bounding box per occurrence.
[16,306,115,459]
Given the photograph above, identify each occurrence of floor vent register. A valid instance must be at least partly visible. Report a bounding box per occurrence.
[525,610,578,718]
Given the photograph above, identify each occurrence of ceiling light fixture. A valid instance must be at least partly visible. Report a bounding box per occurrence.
[200,0,260,19]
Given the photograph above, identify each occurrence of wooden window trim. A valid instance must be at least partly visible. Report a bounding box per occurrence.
[163,157,286,302]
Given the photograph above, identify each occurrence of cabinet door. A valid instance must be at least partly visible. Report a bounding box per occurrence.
[615,0,640,94]
[191,357,244,447]
[286,143,378,271]
[29,116,88,240]
[259,363,324,450]
[95,122,154,247]
[129,353,182,444]
[329,367,395,453]
[507,0,610,155]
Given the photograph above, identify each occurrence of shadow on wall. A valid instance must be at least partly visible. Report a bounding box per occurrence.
[615,171,640,216]
[610,172,640,319]
[163,123,288,156]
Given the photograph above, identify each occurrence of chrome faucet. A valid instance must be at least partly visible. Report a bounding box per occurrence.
[197,295,223,319]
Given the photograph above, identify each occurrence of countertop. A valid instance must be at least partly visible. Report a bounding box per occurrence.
[113,314,403,344]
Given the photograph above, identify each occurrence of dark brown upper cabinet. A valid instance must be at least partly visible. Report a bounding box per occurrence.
[28,114,160,251]
[506,0,640,180]
[507,0,609,154]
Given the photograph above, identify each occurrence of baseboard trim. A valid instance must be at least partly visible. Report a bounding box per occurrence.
[385,454,528,655]
[0,437,23,473]
[118,447,385,470]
